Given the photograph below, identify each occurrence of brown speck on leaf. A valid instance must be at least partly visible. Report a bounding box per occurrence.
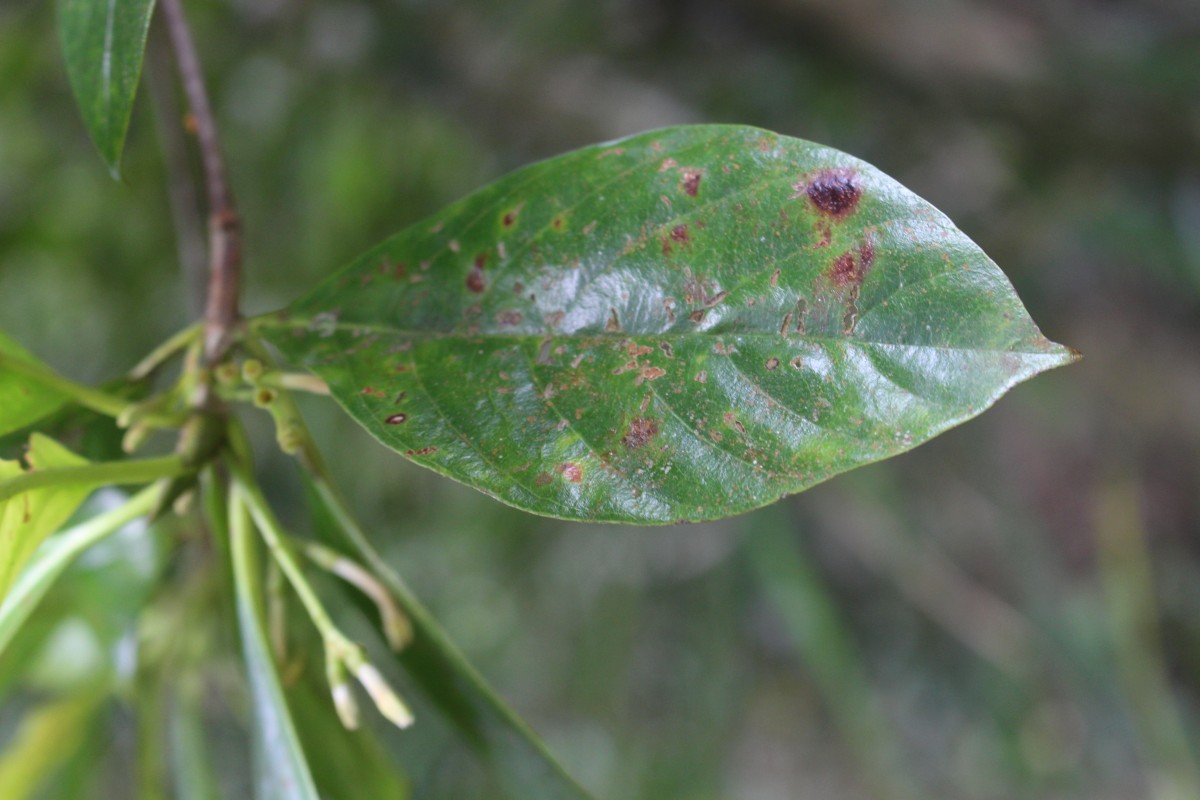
[622,417,660,449]
[766,357,780,371]
[695,370,707,384]
[779,312,793,336]
[467,256,487,293]
[360,386,386,397]
[393,364,409,373]
[636,365,667,385]
[556,462,583,483]
[658,341,674,359]
[680,168,702,197]
[829,240,875,289]
[670,224,690,244]
[606,308,622,332]
[534,472,554,486]
[536,338,553,365]
[497,309,523,326]
[769,268,781,287]
[659,157,678,172]
[449,239,461,253]
[385,413,408,425]
[790,355,803,370]
[394,391,408,404]
[552,216,564,230]
[723,411,746,434]
[798,169,862,219]
[406,447,438,456]
[570,352,586,369]
[689,309,707,323]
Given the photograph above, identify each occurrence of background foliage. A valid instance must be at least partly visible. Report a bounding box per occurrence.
[1,0,1198,797]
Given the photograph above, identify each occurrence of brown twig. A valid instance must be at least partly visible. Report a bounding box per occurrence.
[146,24,206,318]
[159,0,241,365]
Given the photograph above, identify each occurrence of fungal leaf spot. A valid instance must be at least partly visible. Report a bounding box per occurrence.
[622,417,659,449]
[797,169,862,219]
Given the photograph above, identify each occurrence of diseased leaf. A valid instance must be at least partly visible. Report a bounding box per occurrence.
[259,125,1077,524]
[0,435,94,600]
[0,330,70,437]
[57,0,157,176]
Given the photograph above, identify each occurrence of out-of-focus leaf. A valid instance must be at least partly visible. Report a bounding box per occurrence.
[259,125,1077,524]
[0,330,70,438]
[306,476,595,800]
[0,486,157,659]
[0,435,93,600]
[229,492,320,800]
[0,694,103,800]
[56,0,157,176]
[289,660,409,800]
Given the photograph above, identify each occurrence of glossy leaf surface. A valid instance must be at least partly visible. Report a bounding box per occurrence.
[260,125,1076,524]
[0,330,69,437]
[57,0,156,176]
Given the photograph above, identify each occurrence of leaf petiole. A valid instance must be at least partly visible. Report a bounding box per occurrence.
[0,455,189,505]
[229,459,413,729]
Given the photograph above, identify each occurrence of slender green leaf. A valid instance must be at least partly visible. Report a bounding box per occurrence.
[306,476,595,800]
[0,435,93,599]
[259,125,1077,524]
[0,486,158,658]
[229,490,321,800]
[57,0,157,176]
[0,330,69,437]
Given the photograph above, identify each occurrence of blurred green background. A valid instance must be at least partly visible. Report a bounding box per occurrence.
[2,0,1199,797]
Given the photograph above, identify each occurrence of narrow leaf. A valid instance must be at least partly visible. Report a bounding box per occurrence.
[0,435,93,599]
[306,476,594,800]
[229,491,321,800]
[0,486,157,658]
[0,330,70,437]
[57,0,157,176]
[259,125,1077,524]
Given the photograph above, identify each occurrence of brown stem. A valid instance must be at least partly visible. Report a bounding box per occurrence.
[146,24,206,318]
[159,0,241,365]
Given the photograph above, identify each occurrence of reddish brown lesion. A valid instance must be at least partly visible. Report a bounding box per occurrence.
[794,168,862,220]
[827,240,876,288]
[621,417,660,449]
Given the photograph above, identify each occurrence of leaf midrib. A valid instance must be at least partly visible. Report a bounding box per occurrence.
[254,316,1065,358]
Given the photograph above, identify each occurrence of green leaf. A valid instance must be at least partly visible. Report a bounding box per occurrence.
[0,435,94,600]
[0,486,158,659]
[306,476,594,800]
[0,330,70,438]
[229,492,321,800]
[57,0,157,176]
[0,694,104,800]
[259,125,1077,524]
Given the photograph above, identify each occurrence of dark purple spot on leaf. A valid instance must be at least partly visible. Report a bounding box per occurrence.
[622,417,660,449]
[799,170,862,219]
[671,224,690,244]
